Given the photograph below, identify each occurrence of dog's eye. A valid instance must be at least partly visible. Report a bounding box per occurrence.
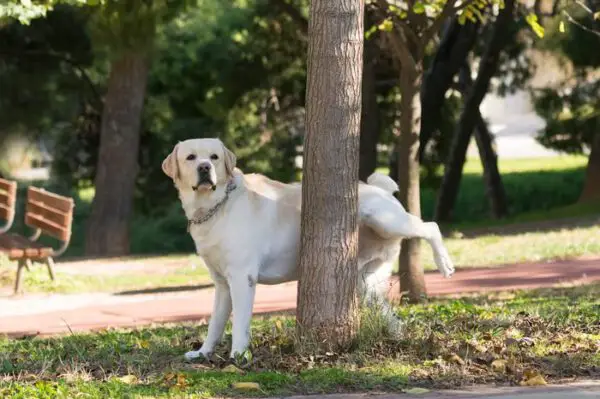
[210,154,219,160]
[186,154,196,161]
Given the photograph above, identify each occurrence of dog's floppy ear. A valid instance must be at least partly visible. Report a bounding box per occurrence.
[162,143,180,180]
[222,143,237,177]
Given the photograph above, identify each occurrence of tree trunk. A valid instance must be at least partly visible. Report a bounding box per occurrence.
[419,19,480,159]
[397,63,426,302]
[473,114,508,218]
[85,52,149,256]
[359,32,380,181]
[579,132,600,202]
[297,0,363,349]
[434,0,515,222]
[458,63,508,219]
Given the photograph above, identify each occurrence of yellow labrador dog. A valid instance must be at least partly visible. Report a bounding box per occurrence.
[162,138,455,361]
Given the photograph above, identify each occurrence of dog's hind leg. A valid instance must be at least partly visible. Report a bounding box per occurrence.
[358,260,403,338]
[364,204,455,278]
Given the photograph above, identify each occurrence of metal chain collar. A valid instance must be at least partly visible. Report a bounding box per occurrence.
[187,180,237,232]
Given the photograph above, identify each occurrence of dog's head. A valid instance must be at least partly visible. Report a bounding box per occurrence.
[162,138,236,193]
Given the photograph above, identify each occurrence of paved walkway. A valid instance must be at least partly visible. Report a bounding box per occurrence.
[0,258,599,338]
[281,380,600,398]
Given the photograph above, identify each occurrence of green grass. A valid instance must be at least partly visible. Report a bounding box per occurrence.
[420,154,589,223]
[421,223,600,271]
[448,200,600,232]
[2,284,599,398]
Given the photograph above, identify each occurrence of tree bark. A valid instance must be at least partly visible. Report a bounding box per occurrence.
[297,0,363,349]
[434,0,515,222]
[457,63,508,219]
[85,52,149,256]
[419,19,480,160]
[579,132,600,202]
[359,30,380,181]
[397,63,427,302]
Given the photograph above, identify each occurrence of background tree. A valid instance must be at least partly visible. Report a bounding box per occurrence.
[84,0,194,257]
[435,0,516,221]
[368,0,499,301]
[296,0,363,348]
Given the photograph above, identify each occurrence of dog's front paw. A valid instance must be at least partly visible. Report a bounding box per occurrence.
[184,350,211,363]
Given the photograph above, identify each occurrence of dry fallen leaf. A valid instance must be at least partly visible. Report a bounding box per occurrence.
[231,382,261,390]
[491,359,508,373]
[405,387,430,394]
[164,372,176,383]
[520,370,547,386]
[445,353,465,365]
[176,373,188,389]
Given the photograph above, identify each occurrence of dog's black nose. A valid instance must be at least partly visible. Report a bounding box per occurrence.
[198,162,211,173]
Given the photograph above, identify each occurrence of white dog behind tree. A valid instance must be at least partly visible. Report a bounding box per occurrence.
[162,138,455,361]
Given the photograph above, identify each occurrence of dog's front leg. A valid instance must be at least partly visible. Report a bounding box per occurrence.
[228,271,257,360]
[185,276,232,361]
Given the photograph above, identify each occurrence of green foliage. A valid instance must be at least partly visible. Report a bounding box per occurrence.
[90,0,196,55]
[533,80,599,154]
[366,0,504,39]
[525,13,545,38]
[0,0,89,25]
[0,5,94,140]
[533,6,600,155]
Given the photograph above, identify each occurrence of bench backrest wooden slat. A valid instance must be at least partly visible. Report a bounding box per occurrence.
[25,187,75,242]
[0,178,17,223]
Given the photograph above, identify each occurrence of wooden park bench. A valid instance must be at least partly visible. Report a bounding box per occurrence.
[0,178,17,235]
[0,185,75,294]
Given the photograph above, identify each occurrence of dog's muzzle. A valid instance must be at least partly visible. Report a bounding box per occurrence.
[193,163,216,191]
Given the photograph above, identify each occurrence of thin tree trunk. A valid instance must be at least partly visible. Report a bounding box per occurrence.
[473,115,509,218]
[85,52,149,256]
[579,132,600,202]
[434,0,515,222]
[359,32,380,181]
[397,64,426,302]
[297,0,363,349]
[458,63,508,219]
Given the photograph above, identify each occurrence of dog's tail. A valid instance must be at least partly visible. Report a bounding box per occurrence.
[367,172,399,194]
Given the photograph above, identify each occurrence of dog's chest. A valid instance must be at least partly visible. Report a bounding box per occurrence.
[190,228,226,272]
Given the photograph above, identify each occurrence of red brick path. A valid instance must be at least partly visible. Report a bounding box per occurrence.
[1,258,598,338]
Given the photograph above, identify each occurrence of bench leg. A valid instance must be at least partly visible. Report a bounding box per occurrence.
[45,257,56,281]
[14,260,25,295]
[24,259,31,272]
